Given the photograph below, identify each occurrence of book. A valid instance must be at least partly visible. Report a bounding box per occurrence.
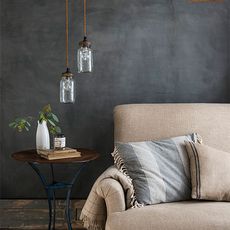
[37,148,81,160]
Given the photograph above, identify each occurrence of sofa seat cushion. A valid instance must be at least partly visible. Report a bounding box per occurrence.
[106,201,230,230]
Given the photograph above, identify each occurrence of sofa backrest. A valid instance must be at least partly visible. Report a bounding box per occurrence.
[114,104,230,152]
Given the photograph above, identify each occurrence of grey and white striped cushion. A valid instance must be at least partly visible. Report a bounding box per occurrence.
[112,133,202,206]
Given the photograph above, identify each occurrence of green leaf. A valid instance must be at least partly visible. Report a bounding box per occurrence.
[9,116,33,133]
[19,121,24,126]
[9,122,16,127]
[55,126,61,134]
[46,113,52,119]
[26,121,31,127]
[46,114,55,122]
[42,104,51,113]
[15,118,22,123]
[49,126,55,135]
[51,113,59,122]
[48,119,56,126]
[50,130,55,135]
[39,112,46,123]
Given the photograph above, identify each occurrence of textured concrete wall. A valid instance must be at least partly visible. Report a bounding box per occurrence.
[1,0,229,198]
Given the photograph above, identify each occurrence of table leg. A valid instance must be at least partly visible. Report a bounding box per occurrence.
[52,190,56,229]
[65,163,87,230]
[66,188,72,230]
[50,164,56,230]
[29,163,54,230]
[46,188,53,230]
[29,162,87,230]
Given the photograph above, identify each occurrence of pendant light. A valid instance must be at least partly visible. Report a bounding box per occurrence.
[60,0,76,104]
[77,0,93,73]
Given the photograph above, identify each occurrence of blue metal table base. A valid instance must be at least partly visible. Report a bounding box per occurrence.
[29,162,86,230]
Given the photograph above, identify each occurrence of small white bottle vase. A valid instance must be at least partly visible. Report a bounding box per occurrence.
[36,120,50,150]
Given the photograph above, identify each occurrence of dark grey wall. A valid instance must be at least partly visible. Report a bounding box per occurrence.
[1,0,230,198]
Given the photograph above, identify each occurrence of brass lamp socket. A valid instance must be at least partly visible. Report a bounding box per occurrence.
[79,36,91,48]
[62,68,73,78]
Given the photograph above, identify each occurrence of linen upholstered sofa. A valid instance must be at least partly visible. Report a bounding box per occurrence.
[81,104,230,230]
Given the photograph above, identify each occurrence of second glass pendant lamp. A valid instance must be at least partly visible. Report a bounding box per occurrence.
[77,0,93,73]
[77,36,93,73]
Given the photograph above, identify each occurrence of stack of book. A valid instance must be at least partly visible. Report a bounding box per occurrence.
[37,148,81,160]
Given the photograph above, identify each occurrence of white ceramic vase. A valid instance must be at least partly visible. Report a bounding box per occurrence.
[36,120,50,150]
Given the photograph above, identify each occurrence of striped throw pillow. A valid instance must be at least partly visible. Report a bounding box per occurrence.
[112,133,202,207]
[185,142,230,201]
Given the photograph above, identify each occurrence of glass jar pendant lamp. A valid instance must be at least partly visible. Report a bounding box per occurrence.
[60,0,75,104]
[60,68,75,103]
[77,0,93,73]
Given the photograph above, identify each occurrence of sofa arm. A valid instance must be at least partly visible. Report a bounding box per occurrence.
[96,178,126,215]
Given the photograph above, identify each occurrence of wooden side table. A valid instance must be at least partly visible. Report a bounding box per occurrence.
[12,149,99,230]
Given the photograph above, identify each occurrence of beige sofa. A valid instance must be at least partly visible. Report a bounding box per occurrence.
[97,104,230,230]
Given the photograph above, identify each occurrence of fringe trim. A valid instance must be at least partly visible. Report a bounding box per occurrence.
[112,147,143,208]
[81,214,105,230]
[193,133,203,144]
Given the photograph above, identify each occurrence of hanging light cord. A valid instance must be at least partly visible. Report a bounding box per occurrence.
[84,0,87,37]
[65,0,69,68]
[71,0,75,67]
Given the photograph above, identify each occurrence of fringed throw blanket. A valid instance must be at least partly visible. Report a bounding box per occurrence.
[80,166,138,230]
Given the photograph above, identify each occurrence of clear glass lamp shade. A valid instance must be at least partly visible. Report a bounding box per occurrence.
[77,46,93,73]
[60,76,75,103]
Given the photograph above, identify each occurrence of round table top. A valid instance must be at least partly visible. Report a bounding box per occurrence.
[12,148,100,164]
